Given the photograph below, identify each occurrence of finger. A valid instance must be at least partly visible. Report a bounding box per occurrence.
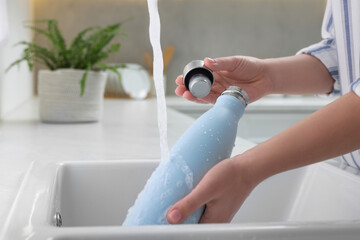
[175,75,184,86]
[183,91,208,104]
[193,98,210,104]
[175,85,187,96]
[176,87,208,104]
[201,93,219,105]
[204,56,241,72]
[167,184,211,224]
[199,202,233,224]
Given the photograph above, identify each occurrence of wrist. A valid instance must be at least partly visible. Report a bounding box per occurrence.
[262,58,278,95]
[231,152,267,190]
[262,54,334,95]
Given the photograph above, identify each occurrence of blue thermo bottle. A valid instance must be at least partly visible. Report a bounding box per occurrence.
[123,86,249,225]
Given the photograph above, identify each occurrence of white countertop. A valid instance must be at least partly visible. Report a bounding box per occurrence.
[0,97,256,230]
[166,95,337,113]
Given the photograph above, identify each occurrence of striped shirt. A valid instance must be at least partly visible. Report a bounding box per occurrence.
[298,0,360,170]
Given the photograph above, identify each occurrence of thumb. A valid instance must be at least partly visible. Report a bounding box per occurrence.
[204,56,241,72]
[167,187,208,224]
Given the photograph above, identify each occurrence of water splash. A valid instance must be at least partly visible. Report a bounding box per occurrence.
[123,1,199,226]
[147,0,169,162]
[173,153,194,190]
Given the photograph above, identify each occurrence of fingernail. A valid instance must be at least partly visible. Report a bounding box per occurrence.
[168,209,182,223]
[206,57,216,63]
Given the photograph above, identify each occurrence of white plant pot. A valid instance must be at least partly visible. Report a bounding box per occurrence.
[38,69,107,123]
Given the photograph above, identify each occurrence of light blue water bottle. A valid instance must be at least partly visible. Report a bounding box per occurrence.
[123,86,249,226]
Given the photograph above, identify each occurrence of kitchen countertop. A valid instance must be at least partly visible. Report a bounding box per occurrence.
[166,95,338,113]
[0,97,256,231]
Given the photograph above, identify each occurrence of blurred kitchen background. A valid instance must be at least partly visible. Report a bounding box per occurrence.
[1,0,326,100]
[33,0,326,93]
[0,0,331,142]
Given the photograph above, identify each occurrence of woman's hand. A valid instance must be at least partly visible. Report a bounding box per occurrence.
[175,56,273,104]
[166,156,258,224]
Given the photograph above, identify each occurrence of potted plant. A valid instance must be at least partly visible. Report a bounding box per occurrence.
[7,19,126,123]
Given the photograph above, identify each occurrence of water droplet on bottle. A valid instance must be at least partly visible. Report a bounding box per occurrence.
[176,180,183,188]
[160,192,166,200]
[164,173,170,186]
[204,131,207,134]
[185,174,193,190]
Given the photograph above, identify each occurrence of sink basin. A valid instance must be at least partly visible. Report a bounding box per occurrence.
[2,159,360,239]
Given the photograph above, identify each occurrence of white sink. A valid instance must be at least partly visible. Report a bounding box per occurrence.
[2,159,360,239]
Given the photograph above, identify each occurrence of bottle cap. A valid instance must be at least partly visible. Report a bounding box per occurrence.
[221,86,249,107]
[188,74,212,98]
[183,60,214,98]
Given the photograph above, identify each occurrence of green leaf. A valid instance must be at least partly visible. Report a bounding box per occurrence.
[106,43,121,54]
[80,63,91,96]
[6,19,130,95]
[5,58,26,73]
[96,63,125,83]
[25,25,51,39]
[17,41,57,65]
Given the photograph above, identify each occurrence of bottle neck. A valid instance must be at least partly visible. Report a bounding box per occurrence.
[214,94,246,120]
[221,86,249,107]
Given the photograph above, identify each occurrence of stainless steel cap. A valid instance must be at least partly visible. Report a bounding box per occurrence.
[183,60,214,98]
[188,74,212,98]
[221,86,249,107]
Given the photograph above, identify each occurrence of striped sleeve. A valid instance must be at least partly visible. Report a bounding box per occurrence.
[351,78,360,96]
[296,1,341,95]
[349,0,360,98]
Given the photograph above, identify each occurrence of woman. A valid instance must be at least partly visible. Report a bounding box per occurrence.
[167,0,360,224]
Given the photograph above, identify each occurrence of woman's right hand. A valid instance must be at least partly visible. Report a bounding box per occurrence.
[167,155,258,224]
[175,56,273,104]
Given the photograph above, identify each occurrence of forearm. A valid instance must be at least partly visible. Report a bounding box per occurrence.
[264,54,334,95]
[239,91,360,185]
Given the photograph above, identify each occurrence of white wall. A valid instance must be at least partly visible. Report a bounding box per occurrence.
[0,0,33,118]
